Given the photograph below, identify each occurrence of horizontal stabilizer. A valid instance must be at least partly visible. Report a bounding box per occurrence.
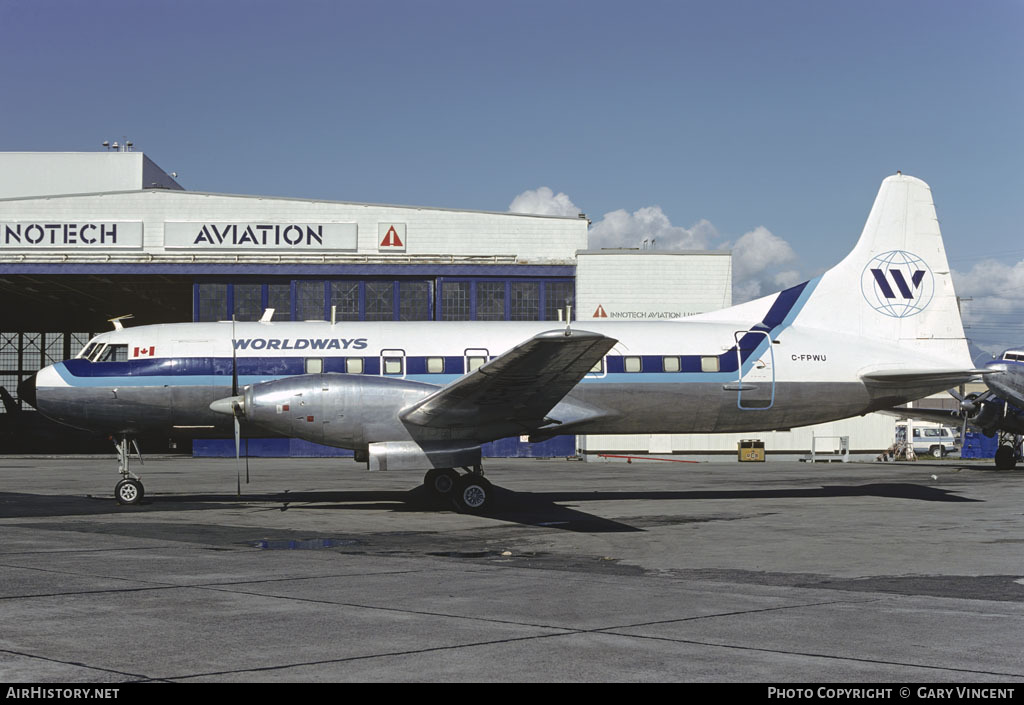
[861,369,992,389]
[877,407,963,425]
[400,329,617,432]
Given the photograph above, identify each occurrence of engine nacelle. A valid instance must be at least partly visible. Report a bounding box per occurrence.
[367,441,482,472]
[242,373,439,449]
[969,400,1024,437]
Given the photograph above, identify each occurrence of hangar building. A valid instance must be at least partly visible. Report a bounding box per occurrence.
[0,150,895,459]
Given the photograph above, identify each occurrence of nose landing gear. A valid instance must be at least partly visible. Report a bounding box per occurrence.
[113,436,145,504]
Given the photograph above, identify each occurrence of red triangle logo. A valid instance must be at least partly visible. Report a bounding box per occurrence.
[594,304,608,318]
[381,225,403,247]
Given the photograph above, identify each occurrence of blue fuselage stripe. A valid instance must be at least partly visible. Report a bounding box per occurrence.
[48,277,821,389]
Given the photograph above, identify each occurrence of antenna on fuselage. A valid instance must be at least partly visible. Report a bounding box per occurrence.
[108,314,134,330]
[564,305,573,336]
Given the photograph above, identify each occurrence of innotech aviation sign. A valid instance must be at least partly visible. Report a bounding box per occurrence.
[164,222,357,251]
[1,221,144,250]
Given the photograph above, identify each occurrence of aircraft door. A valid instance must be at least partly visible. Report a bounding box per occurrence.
[735,330,774,410]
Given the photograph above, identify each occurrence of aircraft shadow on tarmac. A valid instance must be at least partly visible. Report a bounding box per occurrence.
[0,481,979,532]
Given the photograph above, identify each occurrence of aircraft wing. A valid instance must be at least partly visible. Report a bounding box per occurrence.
[400,329,617,432]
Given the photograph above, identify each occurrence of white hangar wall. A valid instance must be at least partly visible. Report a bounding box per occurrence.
[0,152,182,199]
[0,190,588,263]
[580,413,897,461]
[576,250,732,321]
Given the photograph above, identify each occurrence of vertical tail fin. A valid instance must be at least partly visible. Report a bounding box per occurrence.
[794,173,969,366]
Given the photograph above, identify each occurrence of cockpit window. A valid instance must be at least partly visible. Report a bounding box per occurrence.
[96,344,128,362]
[78,342,100,360]
[1003,352,1023,361]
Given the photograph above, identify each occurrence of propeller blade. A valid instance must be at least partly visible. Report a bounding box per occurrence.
[233,401,241,496]
[231,317,239,397]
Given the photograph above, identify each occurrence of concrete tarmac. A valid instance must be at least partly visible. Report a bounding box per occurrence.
[1,454,1023,683]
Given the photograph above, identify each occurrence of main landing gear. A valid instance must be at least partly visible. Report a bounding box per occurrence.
[113,436,145,505]
[423,466,493,513]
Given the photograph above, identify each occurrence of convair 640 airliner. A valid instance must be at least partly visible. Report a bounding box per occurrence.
[19,174,980,511]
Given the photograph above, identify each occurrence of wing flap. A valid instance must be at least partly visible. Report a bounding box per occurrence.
[400,329,617,431]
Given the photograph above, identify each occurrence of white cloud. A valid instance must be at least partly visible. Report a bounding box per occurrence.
[588,207,717,251]
[725,226,798,301]
[510,186,806,304]
[952,259,1024,356]
[508,187,581,217]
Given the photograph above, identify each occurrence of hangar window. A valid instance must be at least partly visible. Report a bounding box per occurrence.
[296,280,327,320]
[545,281,575,321]
[198,283,228,322]
[510,282,540,321]
[624,356,642,373]
[233,284,263,322]
[344,358,364,374]
[426,357,445,373]
[331,281,360,321]
[305,358,323,374]
[365,281,395,321]
[268,284,291,320]
[442,282,471,320]
[399,281,431,321]
[476,282,505,321]
[663,356,681,373]
[701,356,720,373]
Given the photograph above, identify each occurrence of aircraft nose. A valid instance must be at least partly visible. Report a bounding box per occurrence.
[17,372,37,409]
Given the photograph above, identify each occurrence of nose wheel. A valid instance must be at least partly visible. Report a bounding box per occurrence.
[112,436,145,504]
[115,478,145,505]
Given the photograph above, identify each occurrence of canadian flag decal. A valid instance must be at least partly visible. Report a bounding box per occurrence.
[133,346,155,357]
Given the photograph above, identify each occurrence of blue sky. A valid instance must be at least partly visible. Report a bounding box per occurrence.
[2,0,1021,352]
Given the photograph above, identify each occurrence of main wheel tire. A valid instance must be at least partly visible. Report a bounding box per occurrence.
[451,475,492,514]
[115,478,144,505]
[424,468,459,497]
[994,445,1017,470]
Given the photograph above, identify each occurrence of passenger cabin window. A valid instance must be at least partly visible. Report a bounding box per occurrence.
[590,358,605,374]
[467,356,487,372]
[383,357,404,375]
[426,357,445,373]
[97,344,128,362]
[663,356,681,373]
[305,358,323,374]
[345,358,364,374]
[701,356,719,373]
[624,356,642,373]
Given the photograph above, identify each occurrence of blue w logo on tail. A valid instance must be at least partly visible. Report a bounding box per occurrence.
[861,250,934,318]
